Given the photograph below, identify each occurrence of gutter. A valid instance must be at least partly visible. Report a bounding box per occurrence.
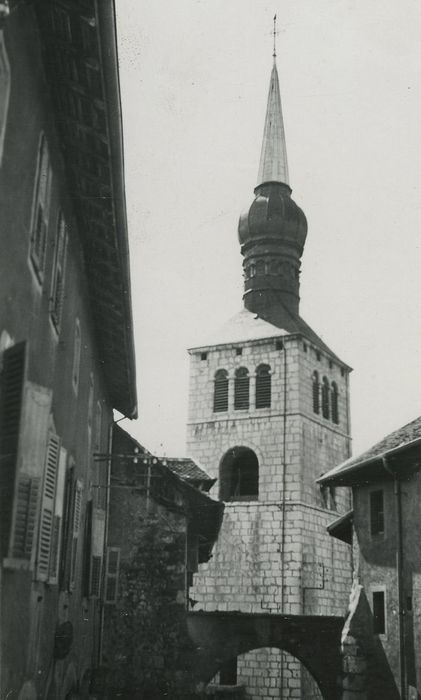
[382,456,406,700]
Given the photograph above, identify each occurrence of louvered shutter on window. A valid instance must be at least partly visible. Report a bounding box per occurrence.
[48,447,67,583]
[5,362,52,569]
[36,432,61,581]
[104,547,120,604]
[70,480,83,589]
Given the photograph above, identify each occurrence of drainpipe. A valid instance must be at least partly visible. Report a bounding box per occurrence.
[279,341,288,697]
[383,457,406,699]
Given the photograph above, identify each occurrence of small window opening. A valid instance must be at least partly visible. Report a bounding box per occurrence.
[322,377,330,419]
[200,352,207,361]
[303,342,307,352]
[407,596,413,612]
[316,351,321,361]
[341,367,345,377]
[372,591,385,634]
[255,364,271,409]
[329,360,333,369]
[213,370,229,412]
[331,382,339,424]
[275,339,284,350]
[219,657,238,686]
[235,348,242,356]
[370,490,384,536]
[234,367,249,410]
[312,371,320,414]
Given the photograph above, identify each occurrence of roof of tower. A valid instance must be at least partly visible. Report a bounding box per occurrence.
[188,308,351,367]
[257,61,289,187]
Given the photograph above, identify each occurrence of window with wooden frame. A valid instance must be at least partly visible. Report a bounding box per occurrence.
[1,343,53,570]
[90,508,105,597]
[255,364,271,408]
[29,133,51,281]
[312,371,320,414]
[372,589,386,634]
[104,547,121,604]
[213,369,229,412]
[0,31,11,165]
[71,319,81,394]
[370,490,384,536]
[50,212,67,332]
[234,367,249,410]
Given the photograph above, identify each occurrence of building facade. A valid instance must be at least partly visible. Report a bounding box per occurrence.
[320,416,421,699]
[101,426,223,700]
[0,4,137,699]
[188,57,353,698]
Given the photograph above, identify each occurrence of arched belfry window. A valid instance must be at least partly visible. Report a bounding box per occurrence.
[213,369,229,412]
[256,364,271,408]
[312,371,320,414]
[331,382,339,424]
[322,377,330,419]
[219,447,259,501]
[234,368,249,410]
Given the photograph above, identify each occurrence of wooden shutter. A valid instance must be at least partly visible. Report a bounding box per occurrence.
[5,368,52,569]
[48,447,67,584]
[36,432,61,581]
[70,480,83,589]
[90,508,105,597]
[104,547,120,604]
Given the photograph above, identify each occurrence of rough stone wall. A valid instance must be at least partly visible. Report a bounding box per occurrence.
[103,491,197,699]
[187,333,353,697]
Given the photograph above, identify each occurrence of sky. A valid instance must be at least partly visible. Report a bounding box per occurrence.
[115,1,421,459]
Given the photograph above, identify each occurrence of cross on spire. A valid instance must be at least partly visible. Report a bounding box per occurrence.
[273,14,278,60]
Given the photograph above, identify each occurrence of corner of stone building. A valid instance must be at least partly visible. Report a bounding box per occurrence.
[340,581,400,700]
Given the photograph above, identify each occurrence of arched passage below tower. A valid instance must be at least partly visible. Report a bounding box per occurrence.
[186,611,343,700]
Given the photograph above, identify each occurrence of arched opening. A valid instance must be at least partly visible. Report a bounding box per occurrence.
[331,381,339,424]
[234,367,250,410]
[255,364,271,408]
[214,369,229,412]
[312,371,320,414]
[219,447,258,501]
[321,376,330,419]
[208,647,323,699]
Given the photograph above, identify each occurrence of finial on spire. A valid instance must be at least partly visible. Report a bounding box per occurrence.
[273,14,277,60]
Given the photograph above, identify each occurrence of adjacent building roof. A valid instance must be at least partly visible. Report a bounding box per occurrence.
[319,415,421,486]
[164,458,216,492]
[35,1,137,417]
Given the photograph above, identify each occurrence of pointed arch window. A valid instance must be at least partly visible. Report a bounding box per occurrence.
[322,377,330,419]
[331,382,339,424]
[213,370,229,412]
[312,371,320,414]
[255,364,271,408]
[234,367,249,410]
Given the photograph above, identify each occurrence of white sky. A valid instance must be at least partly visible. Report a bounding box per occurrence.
[115,1,421,459]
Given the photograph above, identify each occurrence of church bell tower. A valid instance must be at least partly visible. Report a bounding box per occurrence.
[187,37,353,700]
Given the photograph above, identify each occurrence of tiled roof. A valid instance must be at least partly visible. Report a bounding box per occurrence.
[164,458,215,487]
[319,415,421,485]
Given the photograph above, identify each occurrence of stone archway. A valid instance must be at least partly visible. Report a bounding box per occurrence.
[219,446,259,501]
[187,611,343,700]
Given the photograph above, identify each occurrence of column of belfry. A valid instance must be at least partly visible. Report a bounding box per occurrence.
[187,38,353,700]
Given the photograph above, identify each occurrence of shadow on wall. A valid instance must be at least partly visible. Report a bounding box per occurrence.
[341,583,400,699]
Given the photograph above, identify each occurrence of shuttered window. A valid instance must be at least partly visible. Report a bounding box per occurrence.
[90,508,105,597]
[234,368,249,410]
[1,344,52,568]
[322,377,330,419]
[29,133,51,281]
[312,371,320,414]
[36,432,61,581]
[50,212,67,331]
[255,364,271,408]
[331,382,339,424]
[70,480,83,589]
[213,370,228,412]
[48,447,67,583]
[104,547,121,604]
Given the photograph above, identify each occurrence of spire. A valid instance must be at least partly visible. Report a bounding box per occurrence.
[257,27,289,187]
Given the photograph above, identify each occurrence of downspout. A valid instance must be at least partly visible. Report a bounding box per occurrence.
[279,341,288,696]
[383,457,406,699]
